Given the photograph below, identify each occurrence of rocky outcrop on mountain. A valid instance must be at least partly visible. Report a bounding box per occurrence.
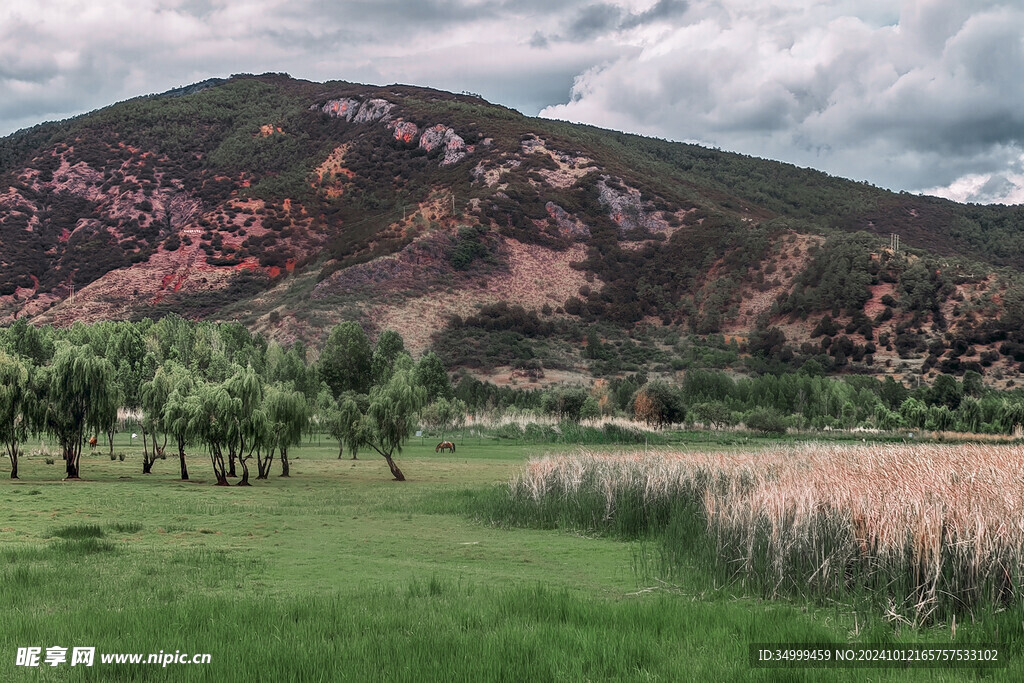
[545,202,590,239]
[353,99,394,123]
[418,125,468,166]
[520,134,595,189]
[597,176,671,235]
[388,119,419,144]
[316,98,394,123]
[471,158,521,187]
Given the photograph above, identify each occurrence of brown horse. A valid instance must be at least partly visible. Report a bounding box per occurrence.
[435,441,456,453]
[88,436,98,449]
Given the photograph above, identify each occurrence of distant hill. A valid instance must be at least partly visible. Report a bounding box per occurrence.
[2,73,1024,387]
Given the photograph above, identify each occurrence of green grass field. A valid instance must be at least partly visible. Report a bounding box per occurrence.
[1,435,1019,681]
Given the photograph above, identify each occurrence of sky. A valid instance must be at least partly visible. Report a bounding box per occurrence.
[2,0,1023,204]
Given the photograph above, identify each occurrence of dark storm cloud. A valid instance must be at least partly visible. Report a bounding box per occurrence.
[564,4,625,41]
[620,0,688,29]
[552,0,688,42]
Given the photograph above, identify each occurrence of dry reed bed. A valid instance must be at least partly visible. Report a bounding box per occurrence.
[512,444,1024,619]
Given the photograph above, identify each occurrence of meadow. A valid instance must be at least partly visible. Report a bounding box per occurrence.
[2,434,1022,681]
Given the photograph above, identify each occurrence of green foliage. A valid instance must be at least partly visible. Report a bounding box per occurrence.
[780,233,878,316]
[0,350,32,478]
[319,322,372,397]
[261,383,309,476]
[743,407,787,435]
[371,330,406,386]
[541,386,590,423]
[4,319,54,366]
[184,381,237,485]
[448,224,493,271]
[690,401,734,430]
[420,397,467,440]
[413,351,454,403]
[632,381,686,428]
[359,356,428,479]
[33,343,119,477]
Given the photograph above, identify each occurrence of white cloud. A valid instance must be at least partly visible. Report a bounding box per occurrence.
[540,0,1024,202]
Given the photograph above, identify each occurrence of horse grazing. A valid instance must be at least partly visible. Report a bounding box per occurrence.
[435,441,456,453]
[88,436,98,448]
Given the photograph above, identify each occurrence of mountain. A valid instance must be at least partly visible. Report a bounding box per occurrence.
[2,73,1024,387]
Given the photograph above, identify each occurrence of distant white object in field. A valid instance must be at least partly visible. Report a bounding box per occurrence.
[131,433,138,439]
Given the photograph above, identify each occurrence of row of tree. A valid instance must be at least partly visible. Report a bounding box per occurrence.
[0,317,458,483]
[6,316,1024,484]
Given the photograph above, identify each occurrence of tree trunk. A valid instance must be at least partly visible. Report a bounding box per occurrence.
[280,448,290,477]
[178,438,189,480]
[382,453,405,481]
[9,452,18,479]
[211,449,229,486]
[142,458,153,474]
[237,456,251,486]
[107,428,115,456]
[228,449,237,477]
[338,443,344,459]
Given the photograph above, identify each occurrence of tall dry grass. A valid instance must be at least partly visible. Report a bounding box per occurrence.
[509,444,1024,622]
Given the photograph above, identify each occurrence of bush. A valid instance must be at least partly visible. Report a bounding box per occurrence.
[744,408,787,435]
[632,381,685,428]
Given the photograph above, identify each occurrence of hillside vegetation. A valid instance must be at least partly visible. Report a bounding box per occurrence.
[2,73,1024,389]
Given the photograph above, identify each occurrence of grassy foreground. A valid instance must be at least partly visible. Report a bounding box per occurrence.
[0,436,1019,680]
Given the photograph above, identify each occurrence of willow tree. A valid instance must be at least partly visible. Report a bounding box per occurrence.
[34,344,118,479]
[0,351,32,479]
[359,357,426,481]
[106,323,149,455]
[322,391,366,460]
[161,365,197,480]
[259,384,309,478]
[140,363,176,474]
[224,365,265,486]
[185,382,237,486]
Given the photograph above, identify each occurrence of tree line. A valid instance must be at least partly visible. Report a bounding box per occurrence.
[0,316,457,483]
[5,316,1024,486]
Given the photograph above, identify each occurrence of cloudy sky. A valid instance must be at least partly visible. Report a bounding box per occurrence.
[3,0,1023,203]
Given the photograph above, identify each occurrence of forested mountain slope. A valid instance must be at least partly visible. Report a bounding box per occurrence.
[2,73,1024,387]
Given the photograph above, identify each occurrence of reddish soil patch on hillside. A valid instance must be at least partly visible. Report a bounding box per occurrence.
[375,239,595,354]
[864,282,896,318]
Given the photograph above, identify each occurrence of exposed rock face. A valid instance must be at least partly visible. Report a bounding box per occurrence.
[596,176,671,235]
[520,134,595,188]
[316,98,394,123]
[471,158,521,187]
[418,124,467,165]
[317,98,360,120]
[353,98,394,123]
[545,202,590,239]
[387,119,420,144]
